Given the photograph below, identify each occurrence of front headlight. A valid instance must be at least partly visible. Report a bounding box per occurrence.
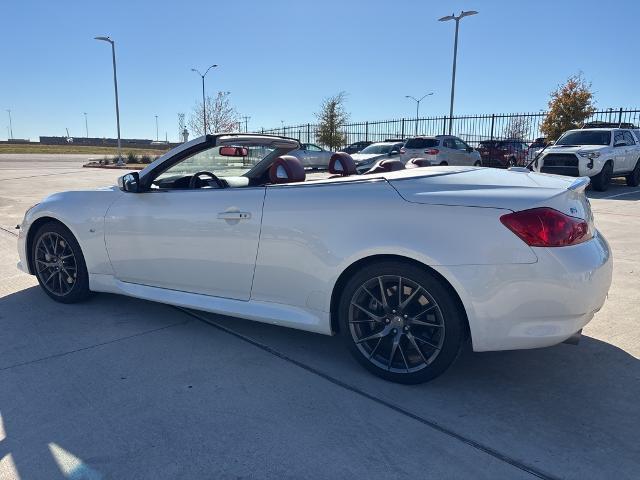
[578,151,601,159]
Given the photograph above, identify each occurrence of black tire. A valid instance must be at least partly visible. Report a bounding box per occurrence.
[626,159,640,187]
[507,157,516,168]
[338,260,465,384]
[474,160,482,167]
[592,162,613,192]
[439,161,448,166]
[32,221,91,303]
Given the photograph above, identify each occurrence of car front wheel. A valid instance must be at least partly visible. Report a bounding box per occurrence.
[592,162,613,191]
[338,261,465,384]
[32,221,91,303]
[626,159,640,187]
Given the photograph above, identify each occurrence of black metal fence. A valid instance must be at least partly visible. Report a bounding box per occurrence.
[258,108,640,148]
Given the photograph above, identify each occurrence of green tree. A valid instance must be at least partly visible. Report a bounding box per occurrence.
[540,74,596,141]
[315,92,349,150]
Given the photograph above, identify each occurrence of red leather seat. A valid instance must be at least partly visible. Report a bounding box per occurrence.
[269,156,306,184]
[365,158,405,174]
[406,158,432,168]
[329,152,357,176]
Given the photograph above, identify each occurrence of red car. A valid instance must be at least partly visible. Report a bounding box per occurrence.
[478,140,529,168]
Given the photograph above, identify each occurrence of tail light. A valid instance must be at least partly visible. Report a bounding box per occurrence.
[500,207,592,247]
[425,148,439,155]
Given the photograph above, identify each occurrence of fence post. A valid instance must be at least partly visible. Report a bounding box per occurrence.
[365,121,369,142]
[401,119,405,139]
[490,114,495,141]
[618,107,623,127]
[307,123,311,143]
[442,116,447,135]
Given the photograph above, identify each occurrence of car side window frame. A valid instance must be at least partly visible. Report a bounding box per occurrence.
[623,131,636,145]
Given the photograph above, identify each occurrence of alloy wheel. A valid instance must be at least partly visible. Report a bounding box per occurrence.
[35,232,78,296]
[348,275,445,373]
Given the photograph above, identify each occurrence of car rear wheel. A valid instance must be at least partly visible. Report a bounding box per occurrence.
[439,161,448,166]
[338,261,465,384]
[626,159,640,187]
[32,221,91,303]
[474,160,482,167]
[592,162,613,191]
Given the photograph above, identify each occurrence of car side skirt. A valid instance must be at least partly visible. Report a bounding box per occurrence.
[89,274,332,335]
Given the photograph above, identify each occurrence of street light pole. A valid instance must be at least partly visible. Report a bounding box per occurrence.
[155,115,159,141]
[405,93,434,136]
[6,109,13,139]
[94,36,123,164]
[83,112,88,138]
[439,10,478,135]
[191,64,218,135]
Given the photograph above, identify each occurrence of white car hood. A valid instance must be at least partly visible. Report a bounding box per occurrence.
[351,153,385,164]
[544,145,608,154]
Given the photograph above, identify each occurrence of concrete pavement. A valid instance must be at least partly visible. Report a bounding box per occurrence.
[1,154,639,479]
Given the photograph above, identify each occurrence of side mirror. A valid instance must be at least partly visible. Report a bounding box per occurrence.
[118,172,141,193]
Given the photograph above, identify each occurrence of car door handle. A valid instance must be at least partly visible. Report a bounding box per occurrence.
[217,211,251,220]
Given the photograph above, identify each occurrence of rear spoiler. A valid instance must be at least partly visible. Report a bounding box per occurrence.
[567,177,590,193]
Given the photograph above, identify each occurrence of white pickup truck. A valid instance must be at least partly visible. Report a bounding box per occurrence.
[535,128,640,191]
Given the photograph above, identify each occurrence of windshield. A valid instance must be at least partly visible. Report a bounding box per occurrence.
[360,144,394,154]
[156,144,275,180]
[556,131,611,146]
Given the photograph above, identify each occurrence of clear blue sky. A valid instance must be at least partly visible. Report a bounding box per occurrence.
[2,0,639,141]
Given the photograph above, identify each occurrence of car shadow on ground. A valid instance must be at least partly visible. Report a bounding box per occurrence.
[1,287,639,478]
[200,309,640,478]
[586,180,640,200]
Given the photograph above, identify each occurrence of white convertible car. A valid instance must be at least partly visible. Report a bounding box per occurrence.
[17,134,612,383]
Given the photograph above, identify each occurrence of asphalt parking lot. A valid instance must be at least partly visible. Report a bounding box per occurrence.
[1,155,639,479]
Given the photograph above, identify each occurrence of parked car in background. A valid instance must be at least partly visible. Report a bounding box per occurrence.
[526,137,547,162]
[535,128,640,191]
[289,143,333,168]
[352,141,403,172]
[342,141,372,154]
[478,139,529,168]
[401,135,482,166]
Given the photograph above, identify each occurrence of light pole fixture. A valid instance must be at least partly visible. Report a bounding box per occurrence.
[439,10,478,135]
[405,93,434,136]
[83,112,88,138]
[94,36,123,164]
[6,109,13,140]
[191,64,218,135]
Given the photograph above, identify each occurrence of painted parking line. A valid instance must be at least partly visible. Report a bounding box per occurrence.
[597,189,640,200]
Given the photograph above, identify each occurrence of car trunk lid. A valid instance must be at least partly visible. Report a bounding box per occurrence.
[388,167,593,219]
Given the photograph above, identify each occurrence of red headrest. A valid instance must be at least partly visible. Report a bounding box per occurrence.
[269,156,306,184]
[406,157,432,168]
[329,152,357,176]
[365,158,406,174]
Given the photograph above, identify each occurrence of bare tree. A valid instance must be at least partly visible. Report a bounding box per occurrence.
[188,91,240,135]
[503,116,532,141]
[315,92,350,150]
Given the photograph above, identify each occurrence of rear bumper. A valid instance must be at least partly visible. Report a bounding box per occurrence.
[441,231,612,352]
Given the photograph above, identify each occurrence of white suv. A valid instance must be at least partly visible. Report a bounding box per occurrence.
[536,128,640,191]
[401,135,482,166]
